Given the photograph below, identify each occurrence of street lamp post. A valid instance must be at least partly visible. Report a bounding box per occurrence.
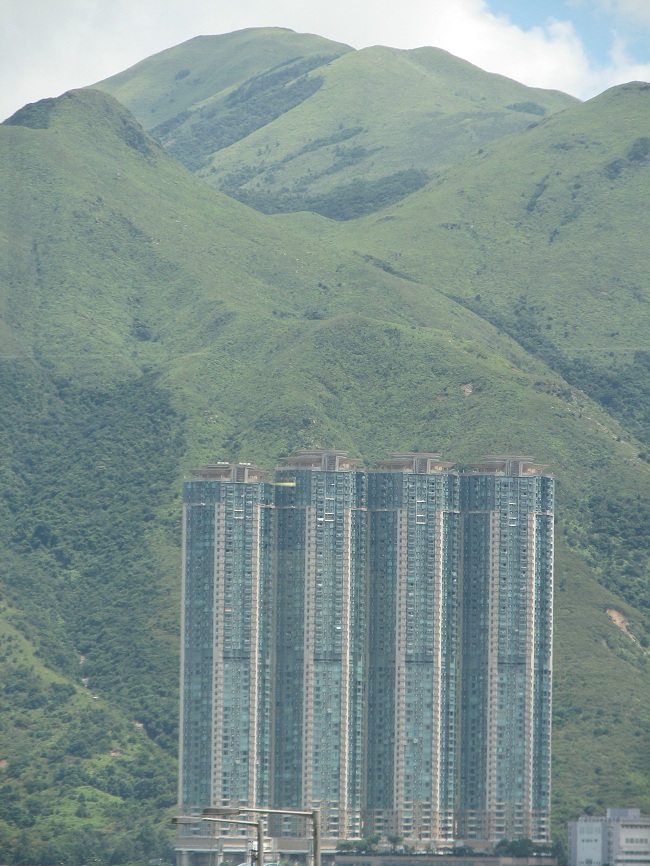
[173,815,264,866]
[311,807,320,866]
[204,807,321,866]
[172,817,219,866]
[202,817,264,866]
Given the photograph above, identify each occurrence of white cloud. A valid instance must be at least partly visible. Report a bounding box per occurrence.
[1,0,649,121]
[394,0,650,99]
[381,0,596,95]
[599,0,650,29]
[599,32,650,89]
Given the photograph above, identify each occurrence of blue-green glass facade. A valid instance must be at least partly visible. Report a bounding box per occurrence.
[180,465,274,814]
[273,452,367,839]
[180,483,218,812]
[366,456,460,842]
[458,459,554,842]
[179,452,554,850]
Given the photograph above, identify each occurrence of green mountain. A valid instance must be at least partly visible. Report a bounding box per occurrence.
[332,81,650,451]
[0,50,648,866]
[96,28,353,130]
[96,28,577,218]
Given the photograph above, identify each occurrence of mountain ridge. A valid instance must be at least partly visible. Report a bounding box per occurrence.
[0,59,648,866]
[95,28,577,217]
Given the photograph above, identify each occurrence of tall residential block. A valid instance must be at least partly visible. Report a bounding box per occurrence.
[179,463,274,813]
[178,451,554,853]
[458,457,554,843]
[273,451,367,840]
[365,454,460,843]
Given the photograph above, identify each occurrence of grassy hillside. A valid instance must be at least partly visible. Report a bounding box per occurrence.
[331,82,650,450]
[95,28,353,129]
[96,29,577,217]
[0,87,648,865]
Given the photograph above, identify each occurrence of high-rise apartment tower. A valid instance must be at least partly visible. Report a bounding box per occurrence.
[178,451,554,854]
[179,463,274,813]
[273,451,367,840]
[458,457,554,843]
[365,454,460,843]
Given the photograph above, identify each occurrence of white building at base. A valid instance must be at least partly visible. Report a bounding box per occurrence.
[569,809,650,866]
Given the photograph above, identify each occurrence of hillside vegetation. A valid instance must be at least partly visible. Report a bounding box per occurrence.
[335,82,650,451]
[0,41,647,866]
[96,29,576,217]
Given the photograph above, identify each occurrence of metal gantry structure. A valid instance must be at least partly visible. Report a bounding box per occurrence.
[204,807,320,866]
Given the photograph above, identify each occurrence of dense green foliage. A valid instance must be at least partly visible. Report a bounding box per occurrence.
[449,295,650,449]
[229,168,430,219]
[0,40,648,865]
[1,365,183,744]
[0,361,181,864]
[0,648,174,866]
[153,55,336,170]
[3,99,58,129]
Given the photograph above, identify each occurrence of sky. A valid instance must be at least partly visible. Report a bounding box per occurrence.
[2,0,650,122]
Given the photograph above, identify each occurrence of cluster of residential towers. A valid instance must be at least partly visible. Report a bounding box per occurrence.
[179,450,554,851]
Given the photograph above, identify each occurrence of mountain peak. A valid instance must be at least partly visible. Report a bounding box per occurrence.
[4,88,160,160]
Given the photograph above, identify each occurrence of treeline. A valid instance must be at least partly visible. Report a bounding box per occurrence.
[229,169,429,219]
[0,361,184,864]
[152,55,338,169]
